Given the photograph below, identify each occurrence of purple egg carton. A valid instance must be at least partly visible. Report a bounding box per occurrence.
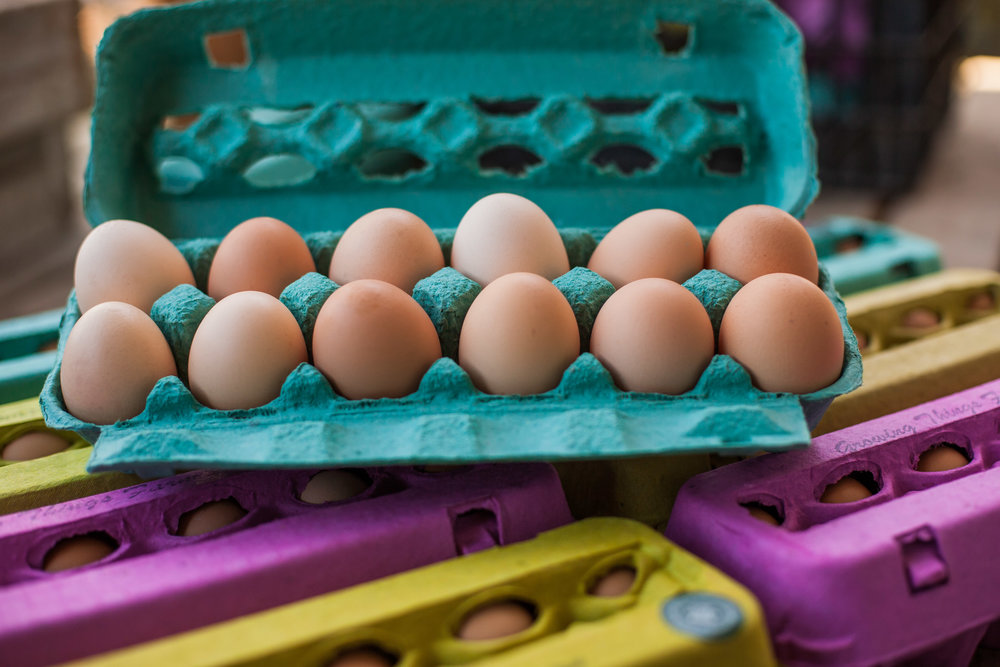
[666,378,1000,666]
[0,463,570,666]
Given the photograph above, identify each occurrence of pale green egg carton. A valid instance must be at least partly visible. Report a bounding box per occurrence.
[41,0,863,475]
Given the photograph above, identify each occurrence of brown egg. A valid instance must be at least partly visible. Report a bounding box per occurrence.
[820,476,873,503]
[588,566,637,597]
[329,208,445,292]
[456,600,535,641]
[300,469,371,504]
[967,291,996,314]
[60,302,178,424]
[900,307,940,330]
[2,431,70,461]
[176,498,247,536]
[916,446,969,472]
[207,217,315,299]
[188,291,308,410]
[451,193,570,286]
[326,646,397,667]
[587,209,704,288]
[590,278,714,394]
[705,205,818,284]
[43,533,117,572]
[312,280,441,399]
[74,219,196,314]
[718,273,844,394]
[459,272,579,395]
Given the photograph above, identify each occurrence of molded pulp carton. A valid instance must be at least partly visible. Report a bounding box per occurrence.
[667,379,1000,666]
[0,308,61,405]
[815,268,1000,435]
[0,463,570,666]
[71,518,776,667]
[41,0,861,474]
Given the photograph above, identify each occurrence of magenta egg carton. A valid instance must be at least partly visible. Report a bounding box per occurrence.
[0,462,570,666]
[666,378,1000,666]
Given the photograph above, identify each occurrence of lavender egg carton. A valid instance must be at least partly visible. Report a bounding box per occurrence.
[40,226,861,475]
[0,462,570,666]
[665,378,1000,667]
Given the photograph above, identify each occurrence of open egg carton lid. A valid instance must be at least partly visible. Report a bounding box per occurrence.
[42,0,863,476]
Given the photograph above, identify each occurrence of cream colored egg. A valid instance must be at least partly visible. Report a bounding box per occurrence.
[312,280,442,400]
[74,219,196,314]
[207,217,316,300]
[329,208,445,292]
[705,205,818,284]
[590,278,714,395]
[451,193,570,286]
[459,272,580,395]
[60,302,177,424]
[187,291,308,410]
[718,273,844,394]
[588,209,704,288]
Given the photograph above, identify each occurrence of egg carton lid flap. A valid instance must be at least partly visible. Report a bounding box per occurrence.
[84,0,817,238]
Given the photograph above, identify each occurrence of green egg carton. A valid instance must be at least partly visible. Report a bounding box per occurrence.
[41,0,863,475]
[0,309,62,405]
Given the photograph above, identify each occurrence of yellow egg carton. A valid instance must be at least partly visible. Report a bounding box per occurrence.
[70,518,775,667]
[0,398,140,515]
[814,268,1000,435]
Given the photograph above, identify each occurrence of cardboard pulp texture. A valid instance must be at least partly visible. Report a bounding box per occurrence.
[40,0,863,473]
[666,379,1000,666]
[814,268,1000,435]
[70,517,776,667]
[806,216,941,296]
[0,308,61,405]
[0,462,570,666]
[0,399,140,515]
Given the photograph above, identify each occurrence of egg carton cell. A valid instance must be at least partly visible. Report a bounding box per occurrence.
[666,378,1000,666]
[0,463,569,666]
[69,518,776,667]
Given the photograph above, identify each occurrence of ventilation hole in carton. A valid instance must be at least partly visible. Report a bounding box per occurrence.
[900,307,940,330]
[820,471,880,504]
[299,469,372,505]
[741,502,783,526]
[588,565,637,597]
[358,149,429,180]
[37,339,58,352]
[242,154,317,188]
[835,234,866,254]
[702,146,745,176]
[471,97,541,116]
[590,144,658,175]
[2,431,69,461]
[175,498,247,537]
[966,291,997,315]
[161,112,202,132]
[452,508,500,555]
[42,532,118,572]
[157,157,205,195]
[246,105,314,125]
[324,644,399,667]
[478,145,544,177]
[654,20,692,54]
[204,29,250,69]
[355,101,427,122]
[916,444,970,472]
[889,261,918,280]
[852,328,869,353]
[697,99,742,115]
[585,97,655,115]
[456,599,537,641]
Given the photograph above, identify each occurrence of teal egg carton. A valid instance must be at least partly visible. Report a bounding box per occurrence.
[41,0,863,475]
[0,309,62,405]
[808,217,942,295]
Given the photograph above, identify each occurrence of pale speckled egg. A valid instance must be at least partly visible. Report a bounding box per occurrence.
[74,219,196,314]
[590,278,714,394]
[187,291,308,410]
[60,301,177,424]
[459,272,580,395]
[329,208,445,292]
[312,280,441,400]
[451,193,570,286]
[718,273,844,394]
[207,217,315,299]
[705,205,819,284]
[588,209,704,288]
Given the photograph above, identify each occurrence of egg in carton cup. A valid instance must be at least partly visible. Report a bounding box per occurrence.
[815,268,1000,435]
[69,518,775,667]
[41,0,862,474]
